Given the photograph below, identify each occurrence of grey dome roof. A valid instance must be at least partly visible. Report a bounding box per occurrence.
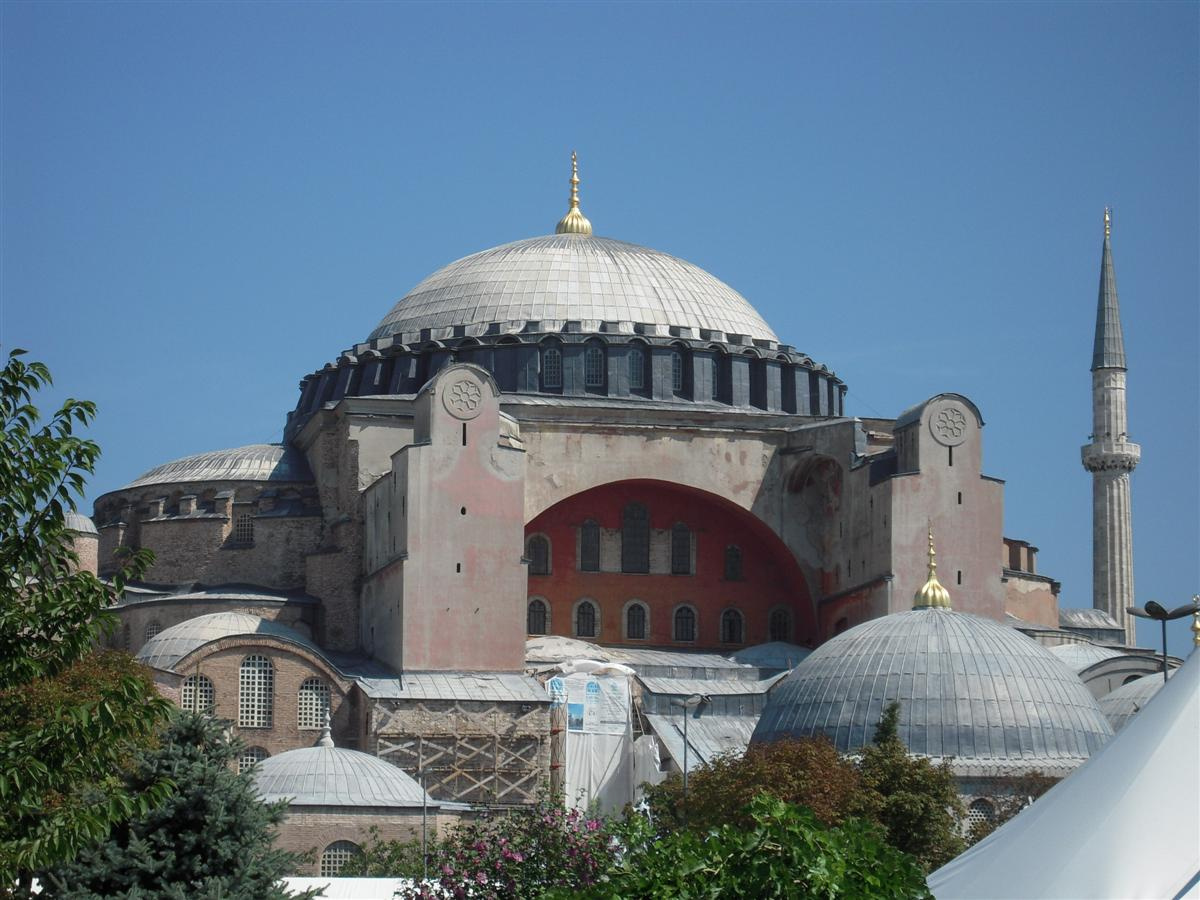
[1098,672,1171,732]
[136,612,322,671]
[1048,642,1126,673]
[728,642,812,671]
[256,743,434,808]
[752,609,1113,775]
[369,234,779,343]
[124,443,313,490]
[64,511,98,535]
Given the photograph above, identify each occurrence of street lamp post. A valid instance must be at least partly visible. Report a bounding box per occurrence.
[669,694,707,826]
[1127,600,1197,682]
[419,769,428,883]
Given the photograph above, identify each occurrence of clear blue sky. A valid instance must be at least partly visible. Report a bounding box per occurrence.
[2,1,1196,655]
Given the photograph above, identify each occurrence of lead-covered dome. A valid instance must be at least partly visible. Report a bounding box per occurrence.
[123,443,313,489]
[369,234,779,344]
[752,608,1114,776]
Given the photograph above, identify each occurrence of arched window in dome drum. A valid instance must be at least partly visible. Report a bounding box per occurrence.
[710,354,722,402]
[671,350,684,393]
[321,841,361,878]
[673,605,697,642]
[768,608,791,642]
[542,346,563,389]
[621,503,650,573]
[724,545,743,581]
[579,520,600,572]
[575,599,598,638]
[625,602,647,640]
[527,535,551,575]
[584,344,605,388]
[297,677,331,730]
[670,523,691,575]
[721,609,744,644]
[628,346,647,391]
[527,598,548,635]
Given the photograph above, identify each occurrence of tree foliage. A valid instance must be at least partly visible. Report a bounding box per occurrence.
[40,711,316,900]
[0,349,170,884]
[965,772,1059,846]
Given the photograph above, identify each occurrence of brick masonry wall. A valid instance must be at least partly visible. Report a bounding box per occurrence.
[114,599,314,656]
[275,808,461,876]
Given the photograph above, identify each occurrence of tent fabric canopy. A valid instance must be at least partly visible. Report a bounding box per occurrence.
[927,650,1199,900]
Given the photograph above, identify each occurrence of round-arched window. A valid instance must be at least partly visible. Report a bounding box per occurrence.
[320,841,361,877]
[967,798,996,829]
[673,605,697,642]
[527,535,551,576]
[625,602,648,641]
[720,609,744,644]
[575,599,599,638]
[768,608,792,643]
[527,598,549,635]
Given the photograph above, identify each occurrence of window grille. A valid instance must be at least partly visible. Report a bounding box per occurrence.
[724,545,743,581]
[233,513,254,544]
[320,842,361,877]
[542,347,563,388]
[670,523,691,575]
[181,674,215,715]
[621,503,650,573]
[671,351,684,392]
[721,609,744,644]
[674,606,696,642]
[144,622,162,641]
[628,346,646,390]
[626,603,647,640]
[575,600,598,638]
[297,677,331,730]
[768,608,792,643]
[527,535,551,575]
[967,799,996,828]
[584,345,605,387]
[238,655,274,728]
[579,520,600,571]
[237,746,269,774]
[527,598,548,635]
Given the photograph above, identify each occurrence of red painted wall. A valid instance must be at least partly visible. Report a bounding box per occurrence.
[525,480,815,650]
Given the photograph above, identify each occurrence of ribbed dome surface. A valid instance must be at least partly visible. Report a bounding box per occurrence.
[256,746,434,808]
[136,612,321,671]
[64,511,98,535]
[752,609,1113,775]
[124,443,313,489]
[369,235,778,343]
[1098,672,1170,732]
[1048,642,1125,673]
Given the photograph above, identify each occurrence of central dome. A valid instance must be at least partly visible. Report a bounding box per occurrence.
[369,234,779,344]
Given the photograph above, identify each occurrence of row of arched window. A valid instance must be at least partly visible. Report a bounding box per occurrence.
[538,343,689,394]
[527,597,793,644]
[180,660,332,731]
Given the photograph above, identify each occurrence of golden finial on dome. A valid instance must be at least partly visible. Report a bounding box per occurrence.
[913,526,952,610]
[1104,207,1111,240]
[555,150,593,236]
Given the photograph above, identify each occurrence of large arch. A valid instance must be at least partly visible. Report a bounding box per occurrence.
[523,479,816,649]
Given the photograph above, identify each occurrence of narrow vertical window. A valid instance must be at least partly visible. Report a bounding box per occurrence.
[724,545,743,581]
[948,445,954,467]
[238,655,274,728]
[584,344,605,388]
[720,609,744,644]
[527,535,551,576]
[527,598,549,635]
[621,503,650,573]
[670,523,691,575]
[233,513,254,544]
[628,346,646,390]
[673,606,696,642]
[626,603,647,640]
[575,600,598,638]
[579,519,600,572]
[297,677,331,730]
[710,355,721,401]
[542,346,563,389]
[768,608,791,643]
[671,350,684,392]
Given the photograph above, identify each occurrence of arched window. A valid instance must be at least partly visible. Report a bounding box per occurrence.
[621,503,650,574]
[238,655,274,728]
[542,346,563,389]
[670,523,691,575]
[768,608,792,643]
[967,798,996,829]
[720,609,744,644]
[625,602,647,640]
[527,535,551,576]
[181,674,215,715]
[584,344,606,388]
[527,598,549,635]
[673,606,697,642]
[320,841,361,877]
[238,746,269,774]
[579,519,600,572]
[710,355,722,401]
[233,513,254,544]
[298,677,331,730]
[144,622,162,642]
[671,350,684,393]
[628,345,647,391]
[575,599,598,638]
[724,545,743,581]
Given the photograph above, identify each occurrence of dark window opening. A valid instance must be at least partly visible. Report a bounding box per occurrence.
[768,609,791,642]
[462,422,467,446]
[724,545,743,581]
[948,446,954,467]
[626,603,646,640]
[670,523,691,575]
[542,346,563,389]
[720,609,743,644]
[580,520,600,572]
[584,344,605,388]
[527,599,548,635]
[957,492,962,505]
[673,606,696,642]
[527,535,550,576]
[628,346,647,391]
[957,570,962,585]
[621,503,650,573]
[575,600,598,638]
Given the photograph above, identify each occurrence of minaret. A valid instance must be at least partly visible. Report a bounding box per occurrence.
[1081,209,1140,645]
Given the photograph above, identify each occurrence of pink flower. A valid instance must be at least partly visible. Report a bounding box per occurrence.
[476,871,488,885]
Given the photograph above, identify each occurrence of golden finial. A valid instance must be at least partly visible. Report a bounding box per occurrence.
[913,526,952,610]
[1104,207,1111,240]
[555,150,593,236]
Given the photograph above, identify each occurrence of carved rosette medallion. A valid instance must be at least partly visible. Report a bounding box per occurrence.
[443,377,483,420]
[929,404,968,447]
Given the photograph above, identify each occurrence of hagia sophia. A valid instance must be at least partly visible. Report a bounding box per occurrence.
[64,157,1178,876]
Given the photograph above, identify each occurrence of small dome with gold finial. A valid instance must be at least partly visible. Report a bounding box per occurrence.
[555,150,592,236]
[913,527,952,610]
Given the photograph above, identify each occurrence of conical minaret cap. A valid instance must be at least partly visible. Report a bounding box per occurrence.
[1092,207,1127,371]
[913,528,952,610]
[555,151,593,236]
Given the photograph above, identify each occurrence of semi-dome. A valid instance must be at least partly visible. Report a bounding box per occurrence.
[752,607,1114,775]
[123,443,313,490]
[136,612,322,671]
[368,234,779,344]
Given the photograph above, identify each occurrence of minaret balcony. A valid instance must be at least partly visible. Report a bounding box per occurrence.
[1081,440,1141,473]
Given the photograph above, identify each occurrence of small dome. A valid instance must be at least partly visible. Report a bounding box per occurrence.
[368,235,779,344]
[727,642,812,671]
[63,511,98,535]
[1048,642,1126,673]
[752,608,1113,776]
[1098,672,1171,732]
[123,443,313,490]
[256,742,434,809]
[136,612,321,671]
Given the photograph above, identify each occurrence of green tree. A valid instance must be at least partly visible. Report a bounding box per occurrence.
[40,711,317,900]
[0,349,170,886]
[564,794,932,900]
[858,702,965,871]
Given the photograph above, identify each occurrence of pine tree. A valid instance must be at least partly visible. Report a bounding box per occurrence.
[40,712,317,900]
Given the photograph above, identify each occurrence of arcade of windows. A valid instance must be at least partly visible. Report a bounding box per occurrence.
[536,343,717,399]
[525,598,791,646]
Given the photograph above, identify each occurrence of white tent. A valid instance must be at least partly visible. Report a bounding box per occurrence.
[928,649,1199,900]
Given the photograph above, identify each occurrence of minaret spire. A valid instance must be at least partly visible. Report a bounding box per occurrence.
[555,151,593,236]
[1081,209,1140,645]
